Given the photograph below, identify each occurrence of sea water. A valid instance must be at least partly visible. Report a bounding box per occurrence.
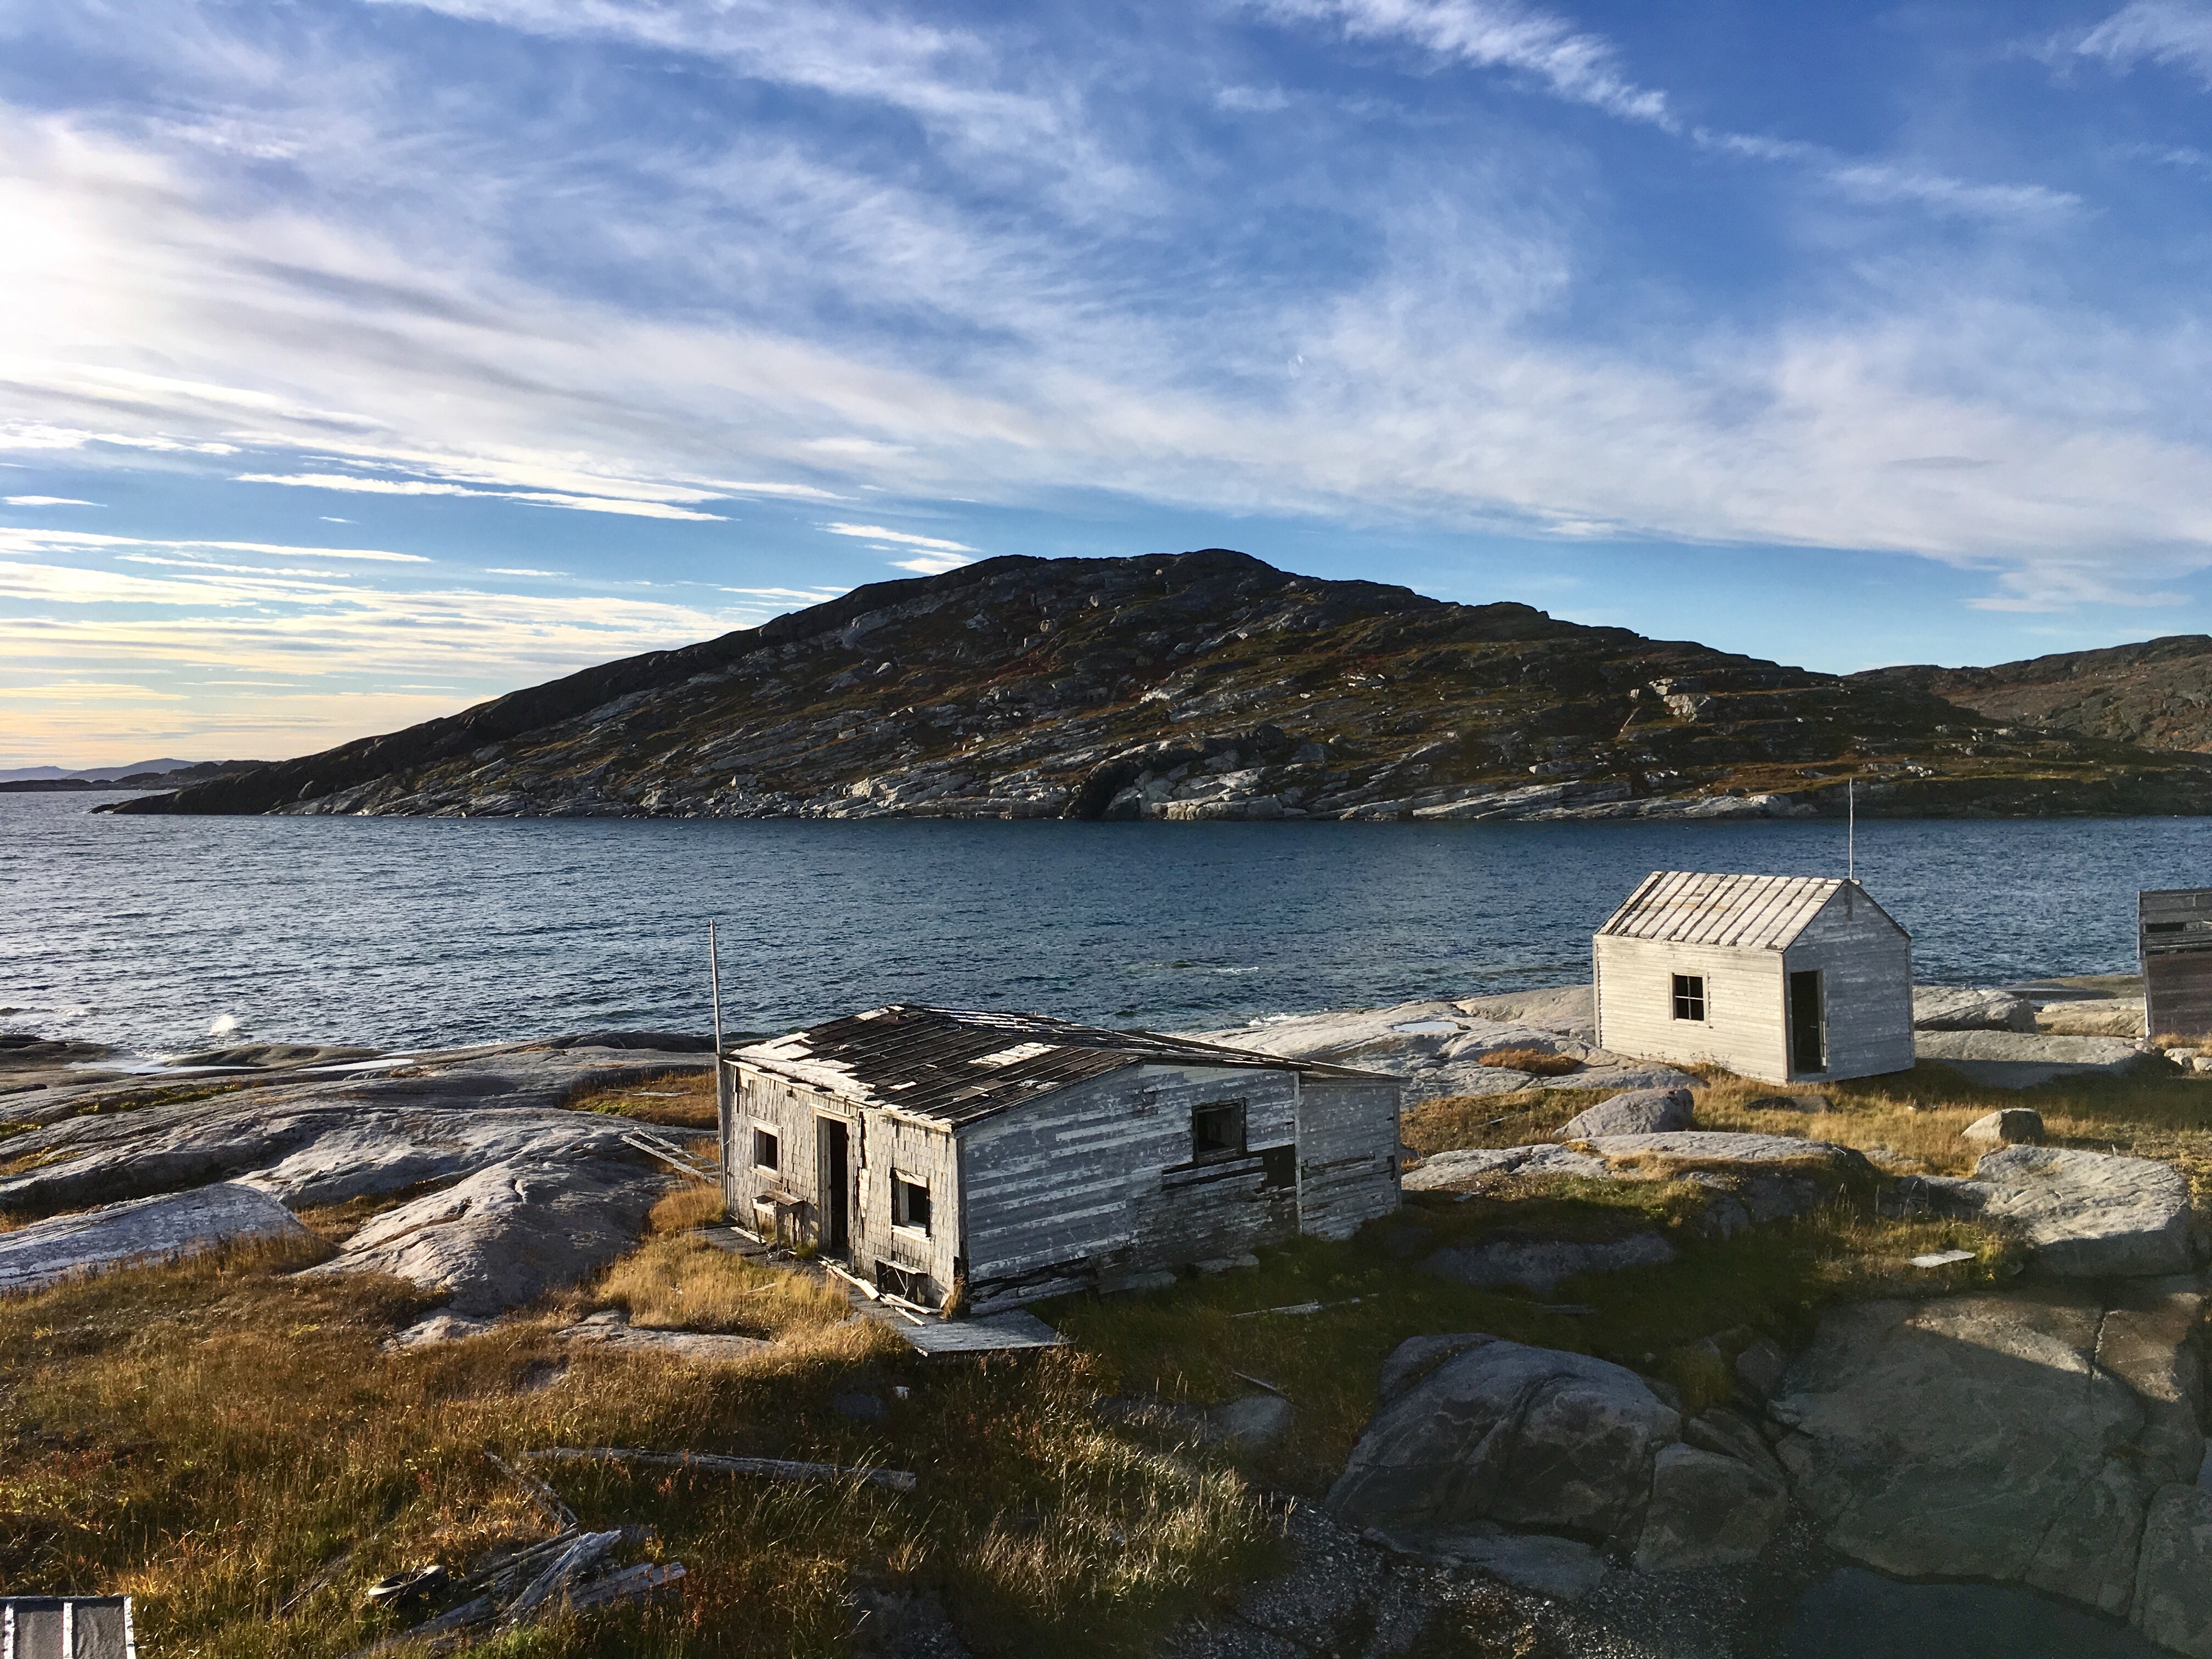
[7,792,2209,1058]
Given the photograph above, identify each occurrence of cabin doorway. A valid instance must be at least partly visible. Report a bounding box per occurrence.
[1788,971,1826,1074]
[816,1118,850,1256]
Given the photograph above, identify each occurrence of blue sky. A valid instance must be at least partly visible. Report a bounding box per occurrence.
[7,0,2212,765]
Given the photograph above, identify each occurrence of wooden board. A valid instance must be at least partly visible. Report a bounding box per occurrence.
[890,1310,1066,1355]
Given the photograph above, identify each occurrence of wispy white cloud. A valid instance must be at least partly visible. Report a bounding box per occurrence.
[2066,2,2212,84]
[890,552,975,575]
[233,471,729,521]
[484,566,566,576]
[821,522,979,554]
[1259,0,1671,124]
[5,495,100,506]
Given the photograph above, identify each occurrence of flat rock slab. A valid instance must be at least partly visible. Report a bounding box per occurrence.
[1418,1531,1610,1601]
[1915,1029,2155,1089]
[1973,1145,2192,1278]
[1912,987,2038,1032]
[2038,1001,2148,1040]
[1453,985,1595,1039]
[1770,1285,2204,1618]
[0,1181,313,1295]
[556,1321,775,1362]
[1404,1144,1607,1189]
[1184,997,1689,1103]
[0,1045,704,1217]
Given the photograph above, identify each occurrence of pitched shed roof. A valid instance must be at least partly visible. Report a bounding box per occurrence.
[1596,871,1900,950]
[732,1005,1379,1127]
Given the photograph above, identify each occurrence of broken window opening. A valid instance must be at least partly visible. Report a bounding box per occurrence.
[1192,1101,1248,1160]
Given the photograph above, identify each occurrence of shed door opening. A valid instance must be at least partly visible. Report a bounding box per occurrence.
[1789,970,1826,1074]
[817,1118,850,1255]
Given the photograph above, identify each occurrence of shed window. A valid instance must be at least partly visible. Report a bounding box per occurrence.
[1671,974,1707,1022]
[752,1128,780,1172]
[1192,1101,1248,1160]
[892,1173,932,1234]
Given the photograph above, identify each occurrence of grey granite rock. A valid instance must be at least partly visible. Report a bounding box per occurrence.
[1423,1231,1678,1297]
[1452,985,1595,1039]
[1552,1087,1694,1139]
[1916,1029,2157,1088]
[1974,1145,2192,1278]
[1912,987,2038,1032]
[1961,1107,2044,1147]
[0,1181,314,1295]
[1633,1443,1787,1571]
[314,1148,671,1317]
[2038,1000,2147,1039]
[1768,1288,2163,1616]
[2133,1485,2212,1656]
[1327,1337,1679,1540]
[1402,1144,1607,1189]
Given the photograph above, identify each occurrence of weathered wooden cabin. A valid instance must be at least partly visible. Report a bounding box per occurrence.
[2141,888,2212,1041]
[1593,871,1913,1085]
[719,1005,1402,1314]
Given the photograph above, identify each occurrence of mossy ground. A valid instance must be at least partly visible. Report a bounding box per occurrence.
[7,1059,2202,1655]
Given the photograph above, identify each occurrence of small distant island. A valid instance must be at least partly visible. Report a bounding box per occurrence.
[98,549,2212,823]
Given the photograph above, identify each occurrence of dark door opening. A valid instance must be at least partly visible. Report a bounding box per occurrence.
[1789,970,1825,1074]
[817,1118,850,1255]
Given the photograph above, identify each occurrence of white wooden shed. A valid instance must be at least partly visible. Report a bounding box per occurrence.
[1593,872,1913,1085]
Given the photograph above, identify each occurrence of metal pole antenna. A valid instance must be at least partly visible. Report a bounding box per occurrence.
[1847,778,1855,884]
[708,921,730,1148]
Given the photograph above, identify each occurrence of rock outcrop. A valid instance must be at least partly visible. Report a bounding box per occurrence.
[1770,1279,2206,1628]
[1328,1337,1681,1541]
[1915,1029,2158,1088]
[1551,1087,1694,1139]
[0,1182,314,1295]
[1193,997,1695,1102]
[0,1040,706,1316]
[103,551,2212,824]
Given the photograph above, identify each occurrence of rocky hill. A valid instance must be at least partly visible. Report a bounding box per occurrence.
[1854,635,2212,755]
[108,550,2212,823]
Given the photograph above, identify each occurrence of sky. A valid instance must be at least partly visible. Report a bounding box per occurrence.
[7,1,2212,767]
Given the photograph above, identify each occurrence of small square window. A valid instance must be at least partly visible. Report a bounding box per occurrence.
[1671,974,1706,1022]
[1192,1101,1248,1160]
[893,1173,932,1234]
[752,1127,780,1172]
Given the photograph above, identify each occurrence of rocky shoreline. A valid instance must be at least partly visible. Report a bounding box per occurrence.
[9,976,2212,1656]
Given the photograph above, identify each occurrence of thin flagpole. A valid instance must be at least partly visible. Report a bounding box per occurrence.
[709,921,730,1154]
[1847,778,1855,884]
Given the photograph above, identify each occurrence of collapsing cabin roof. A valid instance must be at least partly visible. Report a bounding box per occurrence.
[1596,871,1906,951]
[733,1005,1382,1127]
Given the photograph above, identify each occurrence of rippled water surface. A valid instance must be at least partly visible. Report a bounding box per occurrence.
[5,792,2210,1057]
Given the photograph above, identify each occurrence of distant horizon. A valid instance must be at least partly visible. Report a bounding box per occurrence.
[10,1,2212,765]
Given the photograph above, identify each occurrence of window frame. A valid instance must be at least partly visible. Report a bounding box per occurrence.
[891,1172,933,1236]
[1190,1099,1249,1162]
[751,1126,781,1173]
[1671,973,1707,1023]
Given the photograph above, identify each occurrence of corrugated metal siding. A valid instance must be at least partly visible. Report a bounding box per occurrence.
[1596,871,1906,951]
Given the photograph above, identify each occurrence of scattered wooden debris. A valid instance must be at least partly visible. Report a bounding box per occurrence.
[340,1455,684,1657]
[525,1445,918,1493]
[1231,1369,1288,1399]
[1229,1296,1363,1319]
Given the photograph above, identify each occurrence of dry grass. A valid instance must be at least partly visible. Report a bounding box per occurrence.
[568,1071,719,1130]
[1478,1049,1580,1077]
[1402,1088,1612,1156]
[646,1183,726,1235]
[0,1231,1278,1659]
[594,1234,852,1337]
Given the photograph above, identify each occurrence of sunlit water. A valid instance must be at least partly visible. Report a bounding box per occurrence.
[7,792,2210,1058]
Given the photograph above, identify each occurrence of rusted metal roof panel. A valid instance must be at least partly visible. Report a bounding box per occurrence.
[1596,871,1894,951]
[732,1006,1384,1128]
